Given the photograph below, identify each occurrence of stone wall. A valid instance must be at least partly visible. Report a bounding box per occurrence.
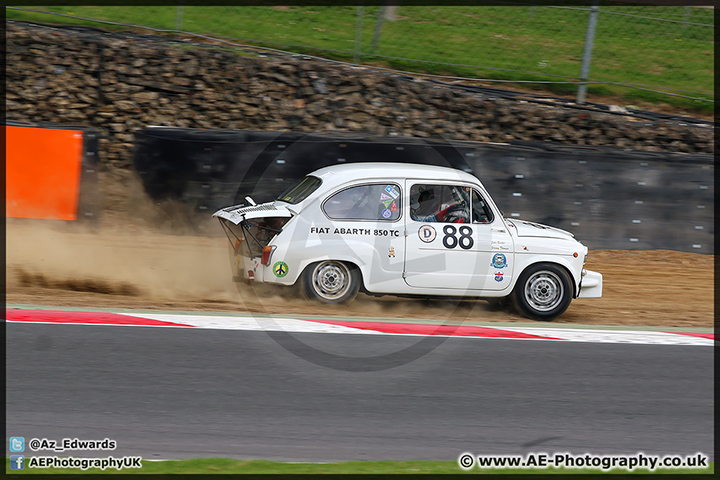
[6,21,714,175]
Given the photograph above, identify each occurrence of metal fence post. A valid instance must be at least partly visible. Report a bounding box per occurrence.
[354,5,364,63]
[176,2,183,32]
[372,6,387,53]
[577,1,599,105]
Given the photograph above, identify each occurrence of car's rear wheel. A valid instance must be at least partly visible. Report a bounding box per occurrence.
[301,260,360,304]
[511,263,572,321]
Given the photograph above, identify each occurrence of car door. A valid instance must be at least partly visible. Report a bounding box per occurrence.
[403,181,513,292]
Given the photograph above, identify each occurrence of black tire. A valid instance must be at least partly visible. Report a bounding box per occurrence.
[300,260,360,304]
[511,263,573,321]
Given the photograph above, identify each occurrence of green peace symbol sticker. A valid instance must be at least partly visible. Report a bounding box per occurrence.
[273,261,289,278]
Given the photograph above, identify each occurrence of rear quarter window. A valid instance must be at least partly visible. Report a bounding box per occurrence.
[323,184,401,221]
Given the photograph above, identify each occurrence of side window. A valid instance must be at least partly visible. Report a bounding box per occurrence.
[410,184,470,223]
[472,190,494,224]
[323,184,401,221]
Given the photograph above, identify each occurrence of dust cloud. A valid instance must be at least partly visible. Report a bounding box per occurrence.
[5,219,238,301]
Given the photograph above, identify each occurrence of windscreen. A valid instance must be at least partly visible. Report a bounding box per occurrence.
[276,176,322,204]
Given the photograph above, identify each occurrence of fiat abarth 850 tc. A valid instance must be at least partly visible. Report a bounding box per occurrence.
[213,162,602,321]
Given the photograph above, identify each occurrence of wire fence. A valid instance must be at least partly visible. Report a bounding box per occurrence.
[6,4,715,108]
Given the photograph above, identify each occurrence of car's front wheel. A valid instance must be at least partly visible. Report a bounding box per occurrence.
[301,260,360,304]
[511,263,572,321]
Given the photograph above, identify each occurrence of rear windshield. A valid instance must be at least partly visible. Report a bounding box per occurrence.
[277,176,322,204]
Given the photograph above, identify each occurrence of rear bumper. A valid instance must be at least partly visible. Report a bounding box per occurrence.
[236,255,265,284]
[578,269,603,298]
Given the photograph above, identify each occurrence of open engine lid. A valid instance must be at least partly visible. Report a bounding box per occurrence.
[213,201,293,225]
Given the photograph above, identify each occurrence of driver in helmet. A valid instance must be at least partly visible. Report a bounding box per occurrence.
[410,188,441,222]
[411,186,469,223]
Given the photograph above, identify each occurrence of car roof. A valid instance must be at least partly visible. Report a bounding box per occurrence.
[308,162,479,184]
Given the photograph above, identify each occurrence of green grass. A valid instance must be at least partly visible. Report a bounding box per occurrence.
[5,457,715,475]
[6,5,714,114]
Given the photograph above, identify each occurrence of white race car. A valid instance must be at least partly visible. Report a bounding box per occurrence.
[214,163,602,321]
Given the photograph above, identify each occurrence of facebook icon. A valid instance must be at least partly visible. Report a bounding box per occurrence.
[10,455,25,470]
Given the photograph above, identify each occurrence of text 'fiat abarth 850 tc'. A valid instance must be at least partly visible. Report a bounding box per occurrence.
[213,163,602,321]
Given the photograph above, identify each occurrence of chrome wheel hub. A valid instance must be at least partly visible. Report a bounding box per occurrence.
[524,271,563,312]
[313,262,351,300]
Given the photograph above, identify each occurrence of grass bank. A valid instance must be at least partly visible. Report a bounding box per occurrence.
[6,5,714,115]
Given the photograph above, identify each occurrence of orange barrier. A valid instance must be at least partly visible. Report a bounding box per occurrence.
[6,125,85,220]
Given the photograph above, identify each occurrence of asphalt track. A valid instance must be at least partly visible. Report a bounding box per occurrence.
[5,320,714,463]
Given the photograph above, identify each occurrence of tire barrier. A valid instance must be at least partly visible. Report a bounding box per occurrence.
[133,126,472,212]
[133,127,713,253]
[6,121,99,222]
[465,142,714,254]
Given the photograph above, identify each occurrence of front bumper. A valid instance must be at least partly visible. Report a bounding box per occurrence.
[578,269,603,298]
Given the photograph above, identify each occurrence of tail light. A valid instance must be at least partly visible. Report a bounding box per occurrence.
[260,245,275,266]
[233,239,243,254]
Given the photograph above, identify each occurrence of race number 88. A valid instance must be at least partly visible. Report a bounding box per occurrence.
[443,225,474,249]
